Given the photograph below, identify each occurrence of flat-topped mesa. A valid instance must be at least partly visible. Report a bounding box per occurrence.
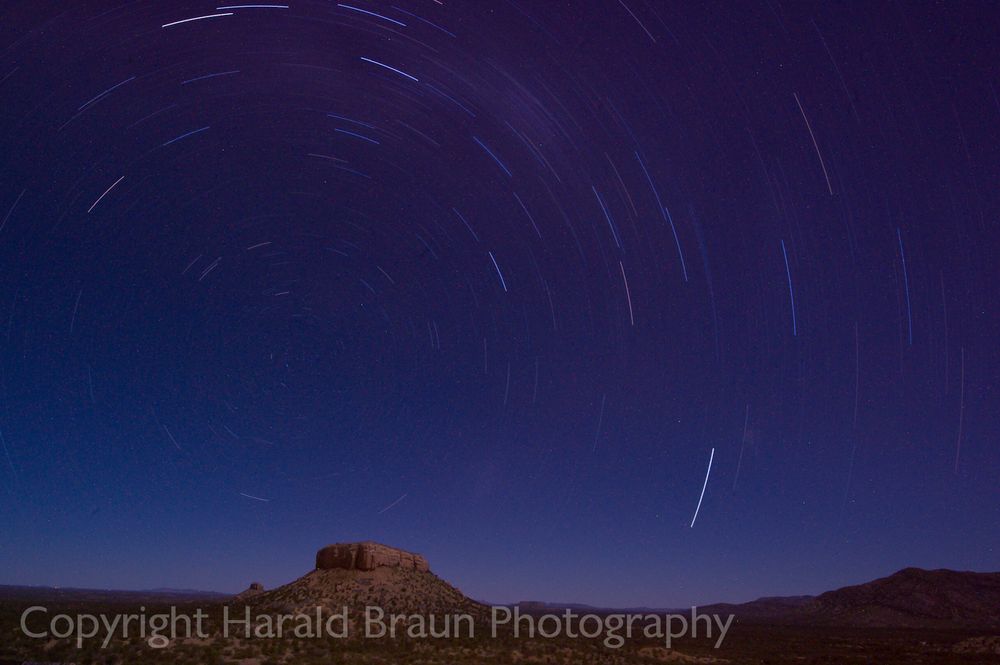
[315,541,429,573]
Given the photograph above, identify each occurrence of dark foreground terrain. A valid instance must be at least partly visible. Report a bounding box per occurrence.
[1,597,998,664]
[4,568,999,664]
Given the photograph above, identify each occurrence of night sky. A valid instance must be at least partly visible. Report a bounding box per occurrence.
[0,1,997,608]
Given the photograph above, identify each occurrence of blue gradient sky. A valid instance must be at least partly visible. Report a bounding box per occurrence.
[0,0,997,607]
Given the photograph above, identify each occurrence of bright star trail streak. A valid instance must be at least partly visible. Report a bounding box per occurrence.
[780,239,797,336]
[162,126,210,147]
[453,208,480,242]
[793,92,834,195]
[335,128,380,144]
[359,57,418,82]
[182,70,240,85]
[593,186,622,249]
[378,493,408,514]
[239,492,270,502]
[87,176,125,213]
[897,228,913,346]
[488,251,508,292]
[513,191,542,238]
[161,13,233,28]
[619,261,635,326]
[473,136,512,177]
[78,77,135,111]
[690,447,715,528]
[616,0,656,43]
[327,114,376,129]
[338,4,407,27]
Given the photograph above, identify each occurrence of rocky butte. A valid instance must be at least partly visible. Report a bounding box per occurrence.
[315,541,430,573]
[244,540,485,618]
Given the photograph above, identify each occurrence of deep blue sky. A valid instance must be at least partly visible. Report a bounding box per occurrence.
[0,1,997,607]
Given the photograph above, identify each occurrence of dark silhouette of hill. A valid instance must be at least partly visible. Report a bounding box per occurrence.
[698,567,1000,629]
[797,567,1000,628]
[698,594,814,620]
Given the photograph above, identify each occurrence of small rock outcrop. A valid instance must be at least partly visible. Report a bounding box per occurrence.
[234,581,265,600]
[315,541,429,572]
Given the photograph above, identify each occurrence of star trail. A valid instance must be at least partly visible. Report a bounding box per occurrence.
[0,1,997,608]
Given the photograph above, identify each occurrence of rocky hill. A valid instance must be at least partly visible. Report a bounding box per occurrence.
[699,567,1000,629]
[244,541,487,619]
[798,567,1000,628]
[233,581,265,600]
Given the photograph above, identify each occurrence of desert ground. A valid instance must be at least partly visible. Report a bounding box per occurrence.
[2,593,998,664]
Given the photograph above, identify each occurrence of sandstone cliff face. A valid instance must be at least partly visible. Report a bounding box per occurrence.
[315,541,429,572]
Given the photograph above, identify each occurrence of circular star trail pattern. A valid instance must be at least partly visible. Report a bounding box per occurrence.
[0,1,997,606]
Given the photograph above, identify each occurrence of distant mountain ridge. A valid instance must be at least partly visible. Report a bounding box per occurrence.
[699,567,1000,629]
[797,567,1000,628]
[515,567,1000,630]
[0,584,228,602]
[4,565,998,630]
